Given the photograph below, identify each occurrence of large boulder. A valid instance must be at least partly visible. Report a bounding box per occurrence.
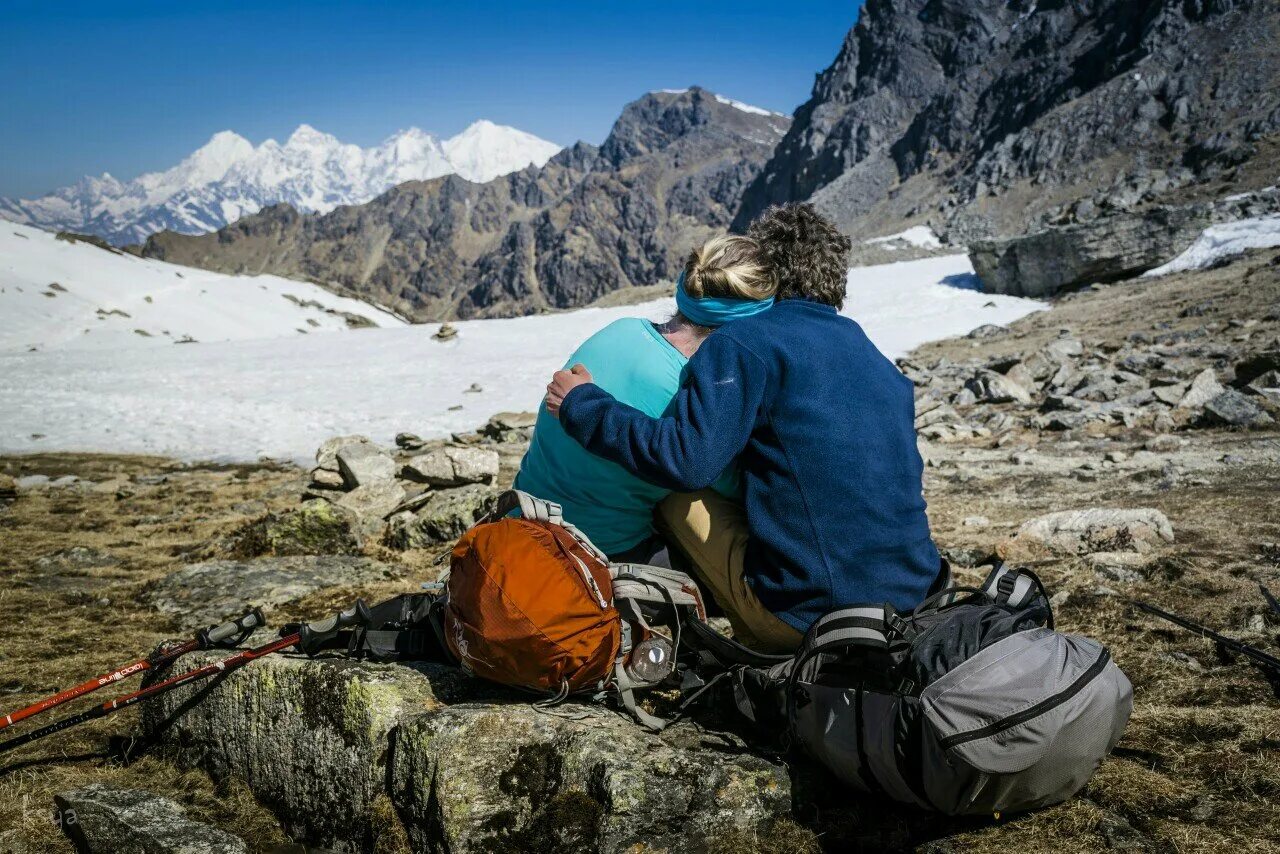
[145,556,399,631]
[1011,508,1174,556]
[1175,368,1225,410]
[333,481,407,541]
[965,370,1032,405]
[1202,389,1275,428]
[142,654,795,853]
[259,502,360,556]
[142,654,442,851]
[335,443,397,488]
[970,205,1211,297]
[53,784,247,854]
[315,434,372,471]
[392,703,792,854]
[386,484,499,549]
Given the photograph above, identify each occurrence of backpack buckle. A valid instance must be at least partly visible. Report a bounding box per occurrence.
[886,613,911,639]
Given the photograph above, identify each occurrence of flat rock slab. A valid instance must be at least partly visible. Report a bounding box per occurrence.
[1013,508,1174,555]
[145,556,399,630]
[143,654,791,853]
[54,784,247,854]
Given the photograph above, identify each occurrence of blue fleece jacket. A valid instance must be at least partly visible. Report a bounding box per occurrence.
[559,298,940,633]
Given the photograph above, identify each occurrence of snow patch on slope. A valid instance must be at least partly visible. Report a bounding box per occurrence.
[0,121,561,245]
[0,253,1041,462]
[0,222,403,352]
[865,226,943,250]
[1145,215,1280,277]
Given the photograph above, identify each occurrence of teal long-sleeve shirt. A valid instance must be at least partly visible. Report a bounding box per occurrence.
[514,317,736,556]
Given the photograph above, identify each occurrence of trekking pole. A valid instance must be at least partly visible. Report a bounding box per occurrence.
[0,601,368,756]
[0,607,265,732]
[1130,600,1280,693]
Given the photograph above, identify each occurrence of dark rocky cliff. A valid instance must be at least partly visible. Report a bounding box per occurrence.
[734,0,1280,245]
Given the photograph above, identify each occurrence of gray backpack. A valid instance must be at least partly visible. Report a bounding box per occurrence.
[726,565,1132,816]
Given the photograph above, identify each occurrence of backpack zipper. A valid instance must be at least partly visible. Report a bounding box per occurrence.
[936,648,1111,752]
[546,526,609,609]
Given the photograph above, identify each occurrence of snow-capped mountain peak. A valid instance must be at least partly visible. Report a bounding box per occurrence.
[0,121,562,245]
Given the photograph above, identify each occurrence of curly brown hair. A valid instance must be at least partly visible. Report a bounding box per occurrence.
[746,203,851,309]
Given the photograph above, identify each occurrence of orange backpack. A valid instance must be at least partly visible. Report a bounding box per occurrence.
[444,490,706,724]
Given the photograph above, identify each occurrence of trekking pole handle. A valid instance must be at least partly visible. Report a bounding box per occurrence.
[296,599,371,655]
[200,607,268,648]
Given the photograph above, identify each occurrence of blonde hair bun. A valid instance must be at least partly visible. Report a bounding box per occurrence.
[683,235,778,302]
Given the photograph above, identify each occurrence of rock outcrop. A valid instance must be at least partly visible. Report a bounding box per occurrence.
[734,0,1280,246]
[54,785,247,854]
[142,89,789,321]
[145,556,399,631]
[141,653,793,853]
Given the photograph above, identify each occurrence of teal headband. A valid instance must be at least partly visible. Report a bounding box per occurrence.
[674,271,774,327]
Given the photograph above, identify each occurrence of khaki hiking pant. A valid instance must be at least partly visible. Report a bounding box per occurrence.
[657,489,803,654]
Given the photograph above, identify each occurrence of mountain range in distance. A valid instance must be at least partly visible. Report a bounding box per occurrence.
[0,121,562,246]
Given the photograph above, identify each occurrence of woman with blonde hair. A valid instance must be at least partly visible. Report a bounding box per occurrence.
[514,234,777,563]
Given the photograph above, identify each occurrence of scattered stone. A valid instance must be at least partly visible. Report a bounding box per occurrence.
[1141,437,1177,458]
[1175,368,1225,410]
[1247,614,1267,633]
[1043,337,1085,362]
[401,446,500,487]
[34,546,119,572]
[54,784,247,854]
[1086,552,1152,584]
[145,556,397,631]
[1010,451,1037,465]
[334,481,408,540]
[1202,389,1275,428]
[1049,590,1071,610]
[480,411,538,442]
[386,484,499,548]
[962,515,991,528]
[1245,369,1280,404]
[1013,508,1174,555]
[966,370,1032,404]
[315,434,371,471]
[952,387,978,407]
[1233,350,1280,387]
[1152,383,1188,406]
[335,443,397,488]
[309,467,345,489]
[915,404,957,430]
[395,432,427,451]
[433,322,458,341]
[1105,450,1129,464]
[966,323,1009,339]
[1159,652,1204,673]
[1152,410,1176,433]
[464,383,483,394]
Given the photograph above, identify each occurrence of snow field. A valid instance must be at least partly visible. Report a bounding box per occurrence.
[0,253,1042,463]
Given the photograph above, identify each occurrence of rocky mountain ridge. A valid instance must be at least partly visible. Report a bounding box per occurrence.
[0,121,561,246]
[735,0,1280,247]
[140,88,790,320]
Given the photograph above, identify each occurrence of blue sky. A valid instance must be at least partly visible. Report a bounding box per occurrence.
[0,1,861,199]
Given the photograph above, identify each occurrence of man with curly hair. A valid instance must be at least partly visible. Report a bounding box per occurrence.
[546,203,942,652]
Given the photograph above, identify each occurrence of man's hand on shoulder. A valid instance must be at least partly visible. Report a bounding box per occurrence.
[545,363,594,419]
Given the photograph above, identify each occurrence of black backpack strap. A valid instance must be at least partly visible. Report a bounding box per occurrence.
[980,564,1053,626]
